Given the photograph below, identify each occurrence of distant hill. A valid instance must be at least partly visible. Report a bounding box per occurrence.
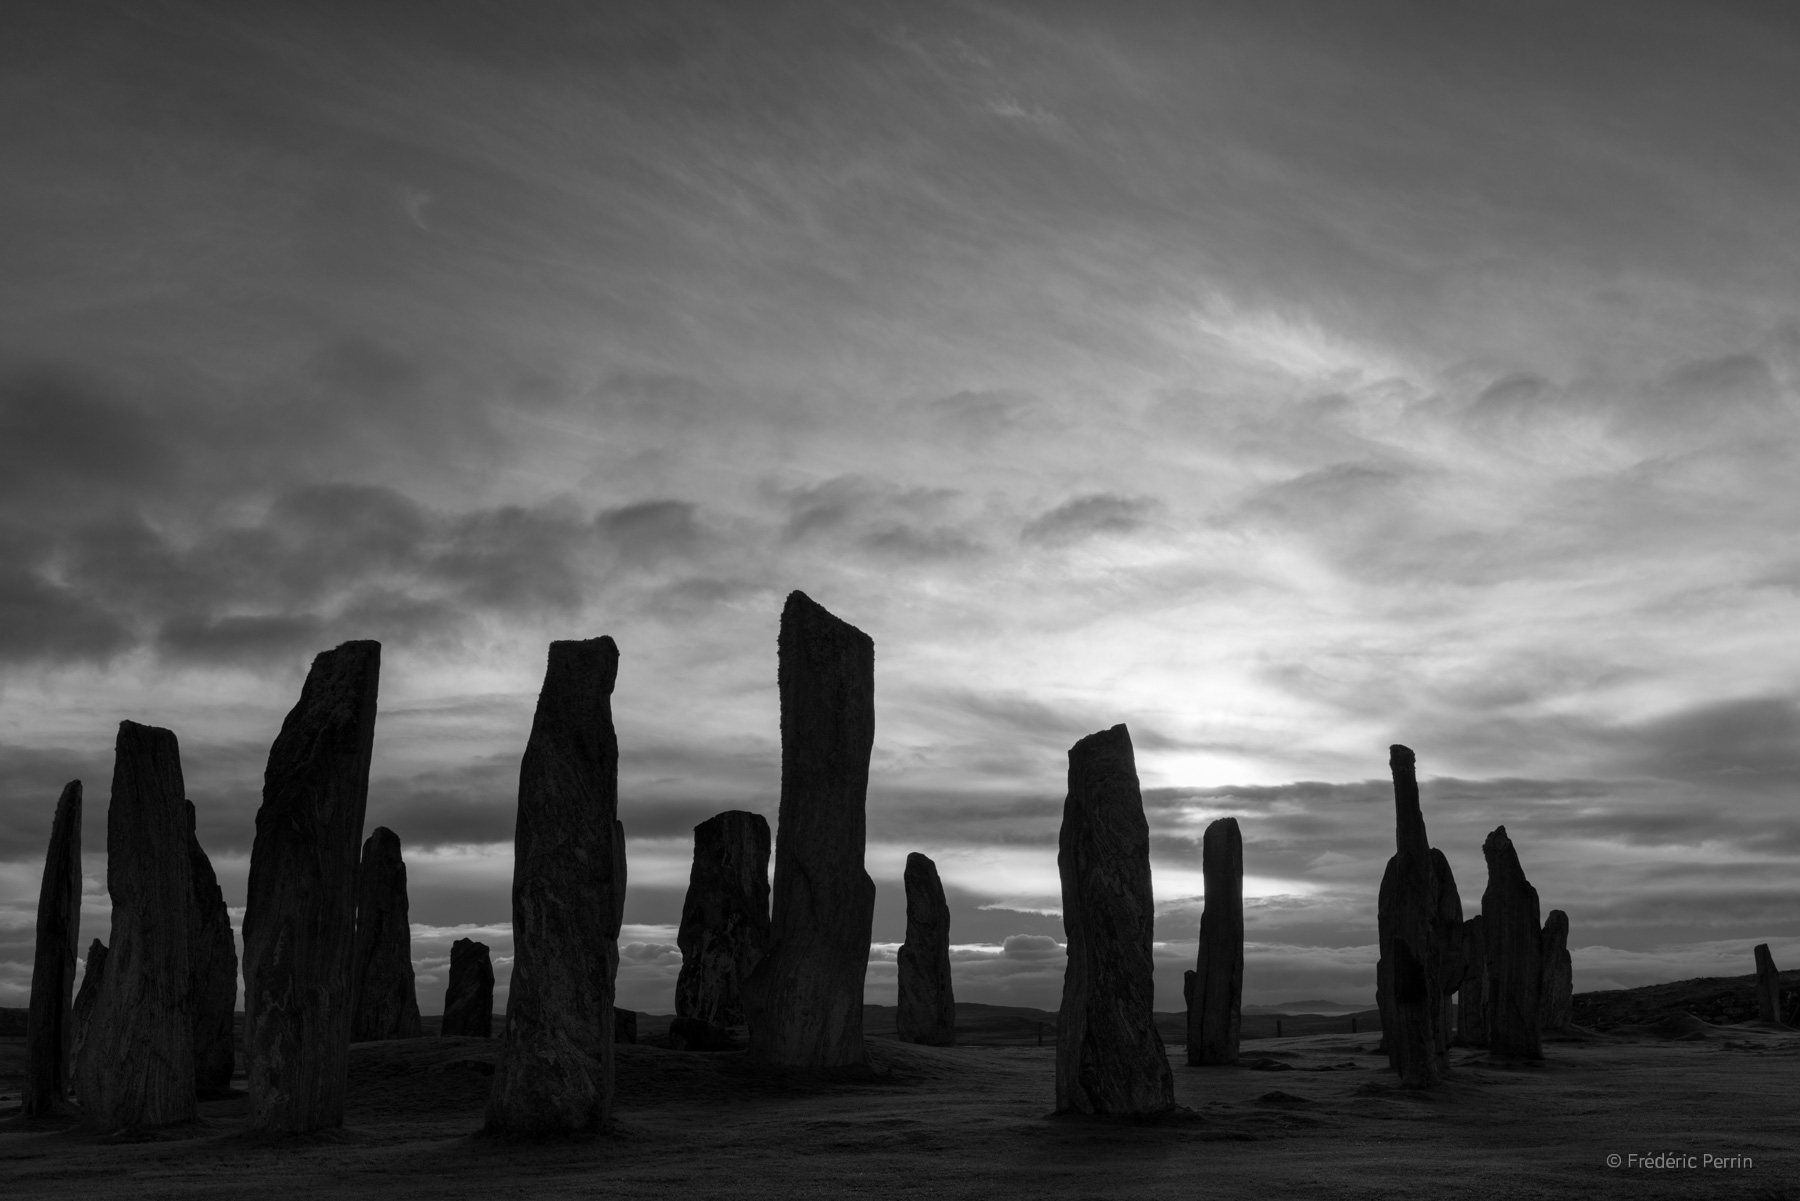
[1242,1000,1364,1016]
[1571,968,1800,1030]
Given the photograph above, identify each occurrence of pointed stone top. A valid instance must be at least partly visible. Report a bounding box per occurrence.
[1072,723,1132,760]
[363,825,402,857]
[540,637,619,698]
[781,590,872,650]
[905,850,937,874]
[1389,744,1415,769]
[1543,909,1569,937]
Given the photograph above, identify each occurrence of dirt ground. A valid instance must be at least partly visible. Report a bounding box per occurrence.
[3,1024,1797,1200]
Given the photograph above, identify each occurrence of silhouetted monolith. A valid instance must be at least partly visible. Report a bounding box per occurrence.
[1375,745,1445,1087]
[669,1015,737,1051]
[485,637,624,1136]
[1431,848,1467,1056]
[69,939,106,1099]
[1754,944,1782,1025]
[1539,909,1572,1033]
[186,801,237,1097]
[24,780,81,1116]
[743,592,877,1069]
[76,722,196,1130]
[1187,816,1243,1066]
[350,827,422,1042]
[1055,724,1175,1115]
[1480,825,1543,1058]
[674,810,771,1026]
[897,852,955,1046]
[242,640,381,1133]
[441,939,494,1037]
[1457,914,1487,1047]
[613,1007,637,1044]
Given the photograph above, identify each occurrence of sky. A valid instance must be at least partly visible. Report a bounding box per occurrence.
[3,0,1799,1018]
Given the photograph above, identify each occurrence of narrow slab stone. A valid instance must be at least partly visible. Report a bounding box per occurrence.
[1055,724,1174,1115]
[897,852,955,1046]
[441,939,494,1037]
[186,801,238,1097]
[350,827,422,1042]
[1375,745,1446,1087]
[674,810,771,1027]
[24,780,82,1116]
[1754,943,1782,1025]
[1456,915,1487,1047]
[613,1007,637,1044]
[1431,848,1467,1056]
[76,721,196,1130]
[1539,909,1572,1032]
[1187,816,1243,1066]
[242,640,381,1133]
[669,1016,737,1051]
[68,940,107,1102]
[485,637,624,1136]
[743,592,877,1069]
[1480,825,1543,1058]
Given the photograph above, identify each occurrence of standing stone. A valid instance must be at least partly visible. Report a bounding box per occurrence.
[1754,944,1783,1025]
[743,592,877,1069]
[1375,746,1447,1087]
[897,852,955,1046]
[68,940,107,1101]
[242,640,381,1133]
[350,827,423,1042]
[674,810,771,1027]
[24,780,82,1116]
[1055,724,1175,1115]
[76,722,196,1130]
[1431,848,1467,1056]
[1480,826,1543,1058]
[1456,915,1488,1047]
[613,1007,638,1044]
[1187,816,1243,1066]
[1539,909,1573,1033]
[186,801,238,1097]
[441,939,494,1037]
[485,637,624,1136]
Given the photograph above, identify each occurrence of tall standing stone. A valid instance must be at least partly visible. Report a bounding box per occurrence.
[1375,745,1446,1087]
[350,827,423,1042]
[1187,816,1242,1066]
[485,638,624,1136]
[1456,915,1487,1047]
[1055,724,1174,1115]
[24,780,82,1116]
[441,939,494,1037]
[76,722,196,1130]
[743,592,877,1069]
[68,939,107,1100]
[1754,944,1783,1025]
[1539,909,1573,1033]
[674,810,771,1027]
[897,852,955,1046]
[1431,848,1467,1056]
[186,801,238,1097]
[242,640,381,1133]
[1480,825,1543,1058]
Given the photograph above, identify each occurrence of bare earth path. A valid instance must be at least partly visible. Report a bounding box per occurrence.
[3,1027,1797,1199]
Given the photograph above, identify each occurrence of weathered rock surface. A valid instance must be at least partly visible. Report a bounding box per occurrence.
[743,592,877,1069]
[897,852,956,1046]
[1055,724,1174,1115]
[674,810,770,1027]
[24,780,82,1116]
[1480,825,1543,1058]
[76,721,196,1130]
[1187,816,1243,1066]
[1754,943,1782,1025]
[1457,915,1488,1047]
[186,800,238,1097]
[1375,746,1448,1087]
[613,1007,638,1044]
[485,637,624,1137]
[1539,909,1573,1032]
[441,939,494,1037]
[69,939,107,1100]
[351,826,423,1042]
[242,640,382,1133]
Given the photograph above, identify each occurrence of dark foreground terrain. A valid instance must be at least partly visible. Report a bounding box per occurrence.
[3,1014,1798,1200]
